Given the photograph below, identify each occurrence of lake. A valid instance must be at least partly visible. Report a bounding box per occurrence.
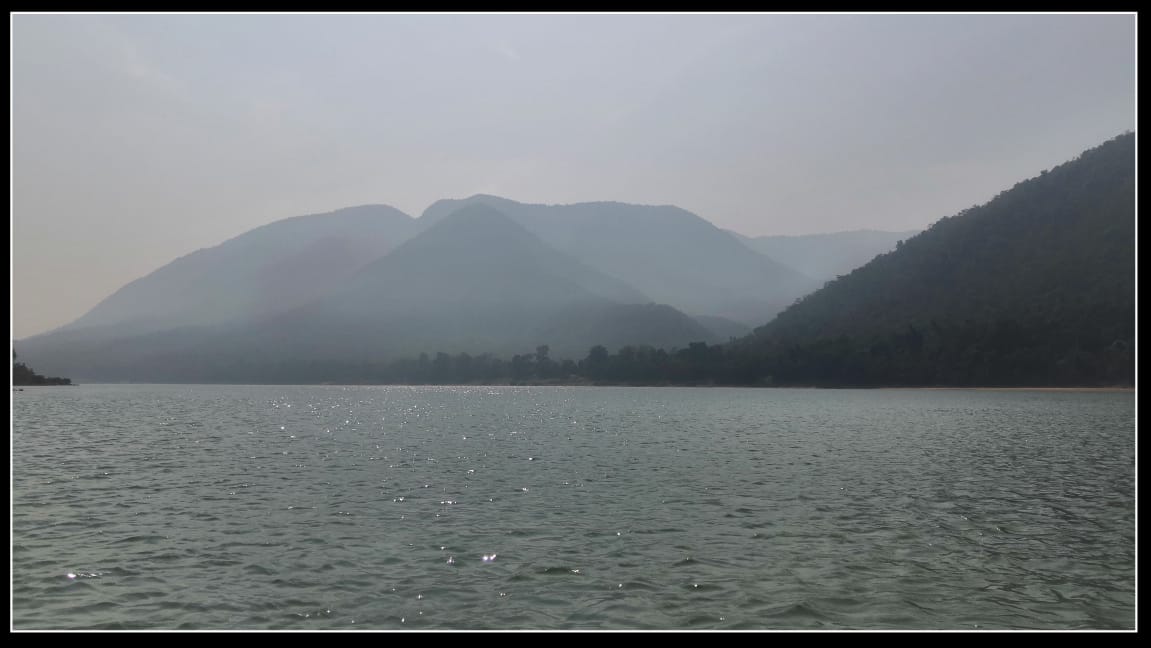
[11,385,1135,630]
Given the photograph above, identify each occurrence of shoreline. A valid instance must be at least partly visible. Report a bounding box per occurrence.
[23,382,1134,392]
[880,386,1135,392]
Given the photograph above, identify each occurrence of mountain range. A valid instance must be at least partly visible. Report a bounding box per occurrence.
[17,134,1131,386]
[422,194,818,324]
[19,196,883,381]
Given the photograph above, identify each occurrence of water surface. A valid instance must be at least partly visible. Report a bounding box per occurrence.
[12,385,1135,629]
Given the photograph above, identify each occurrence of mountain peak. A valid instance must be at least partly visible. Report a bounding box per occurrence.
[55,202,419,336]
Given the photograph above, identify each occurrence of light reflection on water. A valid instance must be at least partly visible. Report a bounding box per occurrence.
[12,385,1135,630]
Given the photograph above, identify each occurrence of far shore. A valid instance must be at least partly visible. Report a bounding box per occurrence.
[877,386,1134,392]
[27,381,1134,391]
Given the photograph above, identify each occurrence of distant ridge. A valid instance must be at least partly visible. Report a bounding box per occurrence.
[56,204,418,336]
[16,203,718,381]
[233,202,718,362]
[421,195,817,325]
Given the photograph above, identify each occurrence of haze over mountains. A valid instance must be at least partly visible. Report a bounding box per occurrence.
[422,195,817,324]
[61,204,419,336]
[243,204,717,362]
[15,133,1133,386]
[17,195,875,381]
[733,229,919,285]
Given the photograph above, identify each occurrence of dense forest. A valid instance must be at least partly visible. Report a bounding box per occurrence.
[732,132,1135,387]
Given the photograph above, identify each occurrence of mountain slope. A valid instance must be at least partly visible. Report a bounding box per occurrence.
[733,229,919,285]
[331,203,647,318]
[17,204,718,380]
[59,204,418,336]
[257,203,714,360]
[734,133,1135,386]
[421,195,817,325]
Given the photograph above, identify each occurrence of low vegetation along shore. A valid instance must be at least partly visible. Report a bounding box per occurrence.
[12,361,72,386]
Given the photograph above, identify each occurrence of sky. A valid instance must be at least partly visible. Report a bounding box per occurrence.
[11,13,1137,339]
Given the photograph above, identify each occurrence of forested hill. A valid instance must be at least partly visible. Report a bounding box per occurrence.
[733,132,1135,386]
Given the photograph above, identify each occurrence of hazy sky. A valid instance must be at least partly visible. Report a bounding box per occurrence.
[11,13,1136,338]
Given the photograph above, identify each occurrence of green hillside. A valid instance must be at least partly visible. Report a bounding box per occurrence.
[735,133,1135,386]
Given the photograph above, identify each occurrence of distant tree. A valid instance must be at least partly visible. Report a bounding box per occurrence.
[582,345,610,380]
[535,345,556,379]
[12,357,72,386]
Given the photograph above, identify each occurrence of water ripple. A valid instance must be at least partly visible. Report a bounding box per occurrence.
[12,385,1135,629]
